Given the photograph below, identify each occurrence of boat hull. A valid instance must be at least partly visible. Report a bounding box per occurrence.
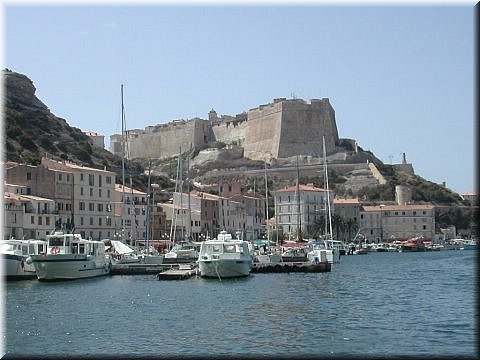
[198,259,252,278]
[29,254,111,281]
[2,254,37,279]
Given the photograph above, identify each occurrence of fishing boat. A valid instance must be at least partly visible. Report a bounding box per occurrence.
[27,231,111,281]
[197,230,253,279]
[1,238,47,280]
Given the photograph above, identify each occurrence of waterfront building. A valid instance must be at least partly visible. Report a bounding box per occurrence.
[273,183,333,240]
[114,184,148,244]
[333,197,361,242]
[4,189,58,239]
[230,190,266,241]
[359,204,435,242]
[40,158,116,240]
[5,161,74,232]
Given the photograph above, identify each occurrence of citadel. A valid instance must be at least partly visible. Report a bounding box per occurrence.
[110,97,344,162]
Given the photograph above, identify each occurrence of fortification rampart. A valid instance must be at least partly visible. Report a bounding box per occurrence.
[110,97,340,162]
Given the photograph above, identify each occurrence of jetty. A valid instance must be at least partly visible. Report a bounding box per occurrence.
[157,264,198,280]
[251,261,331,273]
[111,263,190,275]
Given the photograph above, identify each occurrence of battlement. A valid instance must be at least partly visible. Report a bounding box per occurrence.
[110,97,340,161]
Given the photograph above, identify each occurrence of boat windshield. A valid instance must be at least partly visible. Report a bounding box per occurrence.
[48,237,64,247]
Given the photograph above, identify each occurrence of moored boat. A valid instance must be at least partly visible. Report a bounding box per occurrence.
[462,239,477,250]
[164,241,200,264]
[1,238,47,280]
[399,236,427,252]
[306,241,335,265]
[197,230,252,279]
[27,231,111,281]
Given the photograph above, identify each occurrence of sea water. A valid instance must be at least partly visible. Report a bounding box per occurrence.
[3,250,477,358]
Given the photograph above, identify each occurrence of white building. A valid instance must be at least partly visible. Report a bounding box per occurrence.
[274,183,333,240]
[360,204,436,242]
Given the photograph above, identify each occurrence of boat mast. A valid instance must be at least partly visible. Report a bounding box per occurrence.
[170,147,181,247]
[264,158,270,244]
[296,155,302,241]
[323,136,333,240]
[121,84,126,243]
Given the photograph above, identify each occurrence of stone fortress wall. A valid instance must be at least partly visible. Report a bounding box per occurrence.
[110,97,340,161]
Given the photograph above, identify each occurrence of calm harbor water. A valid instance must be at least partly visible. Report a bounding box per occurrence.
[3,250,477,358]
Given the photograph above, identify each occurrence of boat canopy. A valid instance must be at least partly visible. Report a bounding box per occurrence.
[110,240,135,254]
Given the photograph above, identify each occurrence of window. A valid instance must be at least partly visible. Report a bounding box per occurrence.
[106,176,112,184]
[90,217,93,225]
[98,189,102,198]
[27,172,31,180]
[98,218,102,226]
[88,174,94,186]
[89,203,94,211]
[80,217,84,225]
[38,216,42,225]
[46,217,50,226]
[90,188,93,197]
[107,190,111,198]
[98,204,103,212]
[80,187,84,196]
[31,216,35,224]
[80,173,84,181]
[98,175,102,187]
[59,174,62,181]
[79,202,85,211]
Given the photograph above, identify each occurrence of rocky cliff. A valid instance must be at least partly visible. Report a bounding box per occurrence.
[3,69,136,176]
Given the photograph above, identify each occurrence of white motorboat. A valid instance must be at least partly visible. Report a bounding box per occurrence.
[164,242,200,263]
[197,230,253,279]
[306,241,334,265]
[27,231,111,281]
[1,238,47,279]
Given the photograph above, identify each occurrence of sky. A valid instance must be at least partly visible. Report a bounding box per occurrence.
[2,1,476,195]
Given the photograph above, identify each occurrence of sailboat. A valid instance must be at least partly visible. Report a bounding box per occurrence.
[306,136,338,265]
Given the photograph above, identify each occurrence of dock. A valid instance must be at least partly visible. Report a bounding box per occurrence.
[251,261,331,273]
[157,264,198,280]
[111,263,192,275]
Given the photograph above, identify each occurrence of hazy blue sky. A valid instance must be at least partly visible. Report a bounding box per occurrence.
[3,2,475,194]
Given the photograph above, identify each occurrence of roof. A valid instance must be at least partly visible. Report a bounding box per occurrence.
[115,184,146,195]
[362,204,435,212]
[334,198,360,204]
[275,184,329,193]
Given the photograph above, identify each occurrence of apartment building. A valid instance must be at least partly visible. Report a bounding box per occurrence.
[333,197,361,242]
[114,184,148,244]
[40,158,116,240]
[274,183,333,240]
[230,190,266,241]
[4,188,58,239]
[359,204,436,242]
[5,161,73,231]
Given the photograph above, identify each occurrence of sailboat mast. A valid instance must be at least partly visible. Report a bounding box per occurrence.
[264,159,269,243]
[296,155,301,241]
[121,84,126,243]
[323,136,333,240]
